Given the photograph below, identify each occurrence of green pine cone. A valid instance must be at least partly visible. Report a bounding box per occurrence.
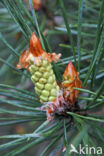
[29,60,60,103]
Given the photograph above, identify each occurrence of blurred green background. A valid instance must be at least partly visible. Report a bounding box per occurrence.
[0,0,104,155]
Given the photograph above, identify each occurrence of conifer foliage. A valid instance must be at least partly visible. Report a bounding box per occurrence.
[0,0,104,155]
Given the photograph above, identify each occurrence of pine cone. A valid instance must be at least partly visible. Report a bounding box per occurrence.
[29,59,60,103]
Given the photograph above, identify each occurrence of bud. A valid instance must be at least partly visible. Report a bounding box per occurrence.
[62,62,82,105]
[33,0,42,10]
[26,0,42,11]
